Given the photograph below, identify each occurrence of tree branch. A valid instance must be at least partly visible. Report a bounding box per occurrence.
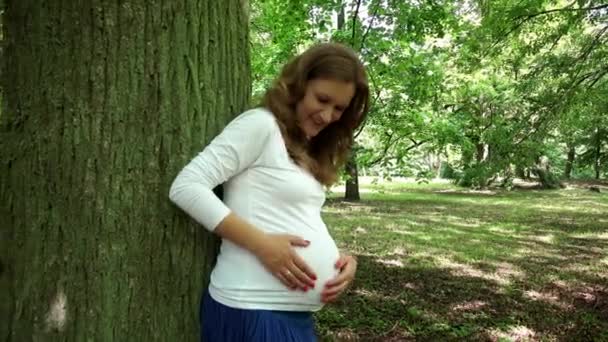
[515,3,608,20]
[586,67,608,89]
[488,2,606,53]
[359,1,380,50]
[367,137,430,167]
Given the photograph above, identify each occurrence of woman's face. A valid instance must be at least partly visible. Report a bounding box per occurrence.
[295,78,355,139]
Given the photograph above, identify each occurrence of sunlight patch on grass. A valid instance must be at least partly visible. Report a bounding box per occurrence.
[488,325,537,342]
[423,215,485,229]
[451,300,487,312]
[562,263,604,276]
[435,189,498,196]
[391,247,407,256]
[571,199,608,209]
[436,257,522,286]
[570,231,608,240]
[572,285,607,305]
[353,288,386,300]
[486,224,529,239]
[377,258,405,267]
[392,229,418,236]
[487,226,518,235]
[530,200,608,214]
[399,218,426,227]
[323,328,360,341]
[384,222,407,231]
[353,227,368,234]
[531,203,575,211]
[450,220,484,228]
[494,262,525,279]
[532,233,555,244]
[524,290,572,310]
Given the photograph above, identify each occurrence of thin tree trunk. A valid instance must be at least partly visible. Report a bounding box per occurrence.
[345,153,360,201]
[564,143,575,179]
[476,143,485,162]
[515,165,526,179]
[336,0,362,201]
[594,127,601,180]
[0,1,249,340]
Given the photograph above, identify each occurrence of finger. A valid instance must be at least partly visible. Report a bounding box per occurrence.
[327,260,356,287]
[292,253,317,282]
[322,280,349,297]
[321,294,340,303]
[288,262,315,288]
[288,235,310,247]
[335,255,349,269]
[276,273,297,290]
[336,255,357,269]
[283,269,308,291]
[325,271,349,288]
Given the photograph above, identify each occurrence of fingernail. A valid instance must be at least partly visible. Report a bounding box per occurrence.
[305,240,310,244]
[312,275,317,280]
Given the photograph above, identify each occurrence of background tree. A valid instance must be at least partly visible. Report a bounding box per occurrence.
[0,1,249,340]
[249,0,607,191]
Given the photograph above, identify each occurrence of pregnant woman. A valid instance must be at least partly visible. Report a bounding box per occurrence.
[169,42,369,341]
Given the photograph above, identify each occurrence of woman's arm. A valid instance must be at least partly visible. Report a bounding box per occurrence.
[215,213,317,290]
[169,109,316,290]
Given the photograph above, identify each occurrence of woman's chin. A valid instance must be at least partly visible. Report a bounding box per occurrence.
[305,129,320,140]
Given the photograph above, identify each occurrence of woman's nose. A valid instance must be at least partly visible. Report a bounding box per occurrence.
[319,108,333,124]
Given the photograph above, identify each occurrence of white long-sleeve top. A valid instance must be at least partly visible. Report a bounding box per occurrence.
[169,107,340,311]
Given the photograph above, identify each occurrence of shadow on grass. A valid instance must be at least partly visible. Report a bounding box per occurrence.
[317,255,607,341]
[319,189,608,341]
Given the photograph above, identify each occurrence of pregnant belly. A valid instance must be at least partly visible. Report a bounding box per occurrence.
[293,233,341,303]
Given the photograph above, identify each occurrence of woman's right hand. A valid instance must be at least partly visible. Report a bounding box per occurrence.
[252,234,317,291]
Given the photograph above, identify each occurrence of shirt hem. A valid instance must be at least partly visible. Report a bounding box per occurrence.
[208,285,323,312]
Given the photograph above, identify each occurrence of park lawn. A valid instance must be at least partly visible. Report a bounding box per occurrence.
[315,181,608,341]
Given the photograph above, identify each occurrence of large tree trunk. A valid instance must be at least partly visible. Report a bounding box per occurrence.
[0,1,249,341]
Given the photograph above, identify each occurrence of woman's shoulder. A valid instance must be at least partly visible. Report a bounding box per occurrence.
[224,107,280,139]
[235,107,277,126]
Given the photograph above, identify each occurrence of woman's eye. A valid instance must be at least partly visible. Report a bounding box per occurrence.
[317,96,329,103]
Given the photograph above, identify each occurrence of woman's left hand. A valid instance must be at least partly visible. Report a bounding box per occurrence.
[321,254,357,303]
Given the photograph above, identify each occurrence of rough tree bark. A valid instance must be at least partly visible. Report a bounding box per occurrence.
[1,0,249,340]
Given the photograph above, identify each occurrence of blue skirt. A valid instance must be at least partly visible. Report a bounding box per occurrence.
[200,291,317,342]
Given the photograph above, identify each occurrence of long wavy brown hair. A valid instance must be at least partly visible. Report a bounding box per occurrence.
[262,43,370,186]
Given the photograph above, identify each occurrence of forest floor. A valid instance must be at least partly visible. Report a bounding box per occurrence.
[316,181,608,341]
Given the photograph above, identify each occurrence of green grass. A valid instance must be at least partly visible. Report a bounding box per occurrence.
[315,181,608,341]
